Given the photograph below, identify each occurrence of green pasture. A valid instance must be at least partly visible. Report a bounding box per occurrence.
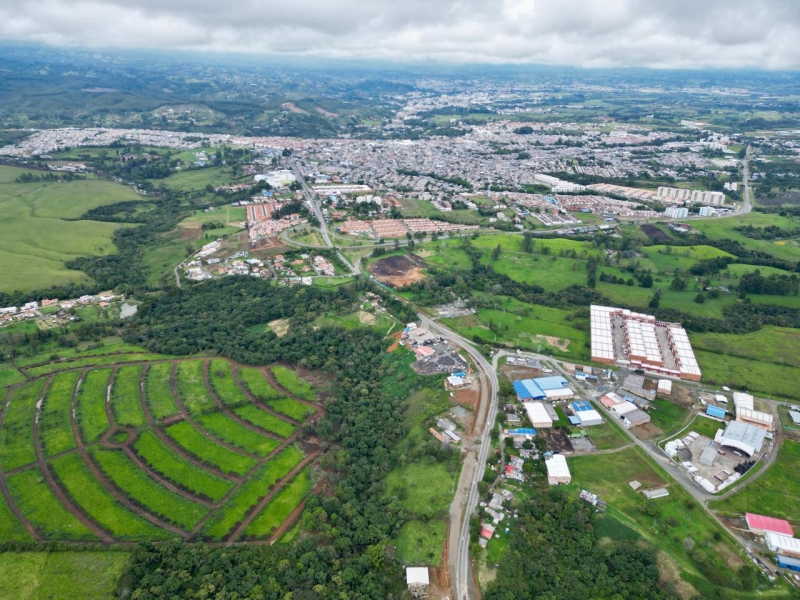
[50,453,171,541]
[39,371,80,456]
[393,519,447,567]
[695,350,800,400]
[0,379,46,471]
[244,468,311,539]
[271,366,315,401]
[0,363,26,388]
[165,421,258,476]
[6,468,94,541]
[133,430,234,503]
[231,405,296,438]
[648,398,692,438]
[0,551,128,600]
[144,362,179,420]
[74,368,112,444]
[239,367,283,400]
[0,166,144,292]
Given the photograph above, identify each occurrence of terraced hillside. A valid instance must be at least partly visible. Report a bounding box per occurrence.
[0,358,322,544]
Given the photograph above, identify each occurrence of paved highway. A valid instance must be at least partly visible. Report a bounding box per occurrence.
[419,315,499,600]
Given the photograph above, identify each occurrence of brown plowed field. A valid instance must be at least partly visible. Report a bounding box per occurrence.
[368,254,427,288]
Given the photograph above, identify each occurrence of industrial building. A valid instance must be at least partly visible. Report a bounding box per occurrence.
[706,405,726,419]
[513,376,573,401]
[745,513,794,537]
[545,454,571,485]
[524,402,553,429]
[589,305,701,380]
[611,401,638,417]
[657,379,672,395]
[717,421,766,457]
[569,400,603,426]
[765,532,800,559]
[623,409,651,429]
[736,408,774,431]
[776,555,800,572]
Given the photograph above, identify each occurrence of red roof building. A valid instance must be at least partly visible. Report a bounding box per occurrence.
[746,513,794,537]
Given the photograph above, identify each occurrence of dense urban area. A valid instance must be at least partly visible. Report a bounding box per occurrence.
[0,44,800,600]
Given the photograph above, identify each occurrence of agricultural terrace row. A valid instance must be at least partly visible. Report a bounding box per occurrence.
[0,358,322,544]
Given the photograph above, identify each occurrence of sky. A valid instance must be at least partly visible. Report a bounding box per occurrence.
[1,0,799,70]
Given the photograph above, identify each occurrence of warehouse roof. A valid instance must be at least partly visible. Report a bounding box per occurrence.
[525,402,553,426]
[746,513,794,536]
[706,405,726,419]
[611,401,638,415]
[737,408,774,427]
[545,454,570,478]
[766,532,800,554]
[733,392,754,411]
[533,376,570,390]
[719,421,766,456]
[790,411,800,425]
[571,400,593,412]
[577,409,602,424]
[625,409,650,425]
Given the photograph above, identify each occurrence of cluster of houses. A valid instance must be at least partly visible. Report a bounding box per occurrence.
[479,489,516,549]
[1,295,116,327]
[429,417,461,445]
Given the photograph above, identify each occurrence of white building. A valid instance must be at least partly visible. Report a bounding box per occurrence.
[545,454,571,485]
[524,402,553,429]
[698,206,715,217]
[765,532,800,558]
[406,567,430,598]
[665,206,689,219]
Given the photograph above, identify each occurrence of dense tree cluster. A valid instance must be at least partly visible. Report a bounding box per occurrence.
[738,270,799,296]
[120,278,418,598]
[484,490,680,600]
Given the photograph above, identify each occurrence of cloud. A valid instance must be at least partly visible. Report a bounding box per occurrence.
[0,0,798,69]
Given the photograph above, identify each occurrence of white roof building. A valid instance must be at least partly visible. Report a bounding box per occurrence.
[577,409,602,426]
[657,379,672,394]
[765,532,800,558]
[733,392,754,412]
[611,401,638,416]
[736,408,774,430]
[545,454,571,485]
[525,402,553,428]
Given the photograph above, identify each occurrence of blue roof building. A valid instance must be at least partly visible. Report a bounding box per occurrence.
[513,376,570,401]
[706,405,726,419]
[571,400,593,413]
[776,555,800,572]
[533,376,569,390]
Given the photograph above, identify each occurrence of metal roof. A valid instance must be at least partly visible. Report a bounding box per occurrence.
[746,513,794,536]
[706,405,726,419]
[720,421,766,456]
[406,567,430,586]
[571,400,592,412]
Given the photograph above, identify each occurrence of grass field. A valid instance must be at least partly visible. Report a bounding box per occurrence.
[648,398,692,438]
[271,366,315,401]
[593,515,641,541]
[239,367,283,400]
[201,445,304,540]
[0,166,145,293]
[0,363,26,389]
[144,362,179,420]
[109,366,145,428]
[710,440,800,523]
[243,468,311,539]
[393,519,447,567]
[264,397,310,422]
[39,371,80,456]
[0,551,129,600]
[386,462,457,521]
[50,453,171,541]
[175,360,216,415]
[74,368,111,443]
[165,421,258,476]
[563,447,753,595]
[194,412,280,456]
[133,430,233,503]
[0,379,46,471]
[231,405,296,438]
[585,417,630,450]
[0,487,30,542]
[90,448,208,530]
[695,350,800,400]
[207,360,247,407]
[7,468,95,541]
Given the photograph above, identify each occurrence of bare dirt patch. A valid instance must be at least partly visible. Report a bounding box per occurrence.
[180,225,203,240]
[386,331,401,352]
[268,318,290,337]
[671,384,696,407]
[501,364,549,381]
[358,311,376,325]
[631,422,663,440]
[538,428,573,453]
[315,106,338,117]
[640,224,671,242]
[281,101,308,115]
[368,254,427,288]
[543,335,570,352]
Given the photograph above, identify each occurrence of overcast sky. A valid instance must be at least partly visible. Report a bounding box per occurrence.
[1,0,799,70]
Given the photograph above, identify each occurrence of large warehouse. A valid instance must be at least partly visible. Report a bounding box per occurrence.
[524,402,553,429]
[513,376,573,401]
[589,305,701,380]
[746,513,794,537]
[717,421,766,457]
[766,532,800,559]
[545,454,571,485]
